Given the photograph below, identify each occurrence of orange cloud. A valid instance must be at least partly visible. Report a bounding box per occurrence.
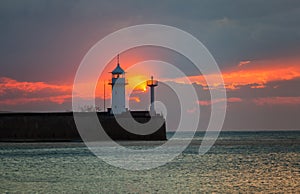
[185,57,300,90]
[0,77,71,93]
[0,77,72,105]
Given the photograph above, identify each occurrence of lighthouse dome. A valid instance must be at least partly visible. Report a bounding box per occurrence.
[112,64,125,74]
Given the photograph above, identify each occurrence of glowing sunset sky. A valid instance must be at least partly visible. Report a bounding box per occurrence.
[0,0,300,130]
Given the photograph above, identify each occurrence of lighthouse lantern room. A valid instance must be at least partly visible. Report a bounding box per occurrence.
[109,55,127,115]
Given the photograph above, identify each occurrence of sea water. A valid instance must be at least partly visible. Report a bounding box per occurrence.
[0,131,299,193]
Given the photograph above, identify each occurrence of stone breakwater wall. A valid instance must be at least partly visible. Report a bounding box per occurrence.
[0,112,166,141]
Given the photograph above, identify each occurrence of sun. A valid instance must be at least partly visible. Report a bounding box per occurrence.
[128,75,148,92]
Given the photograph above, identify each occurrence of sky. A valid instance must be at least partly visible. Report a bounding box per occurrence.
[0,0,300,130]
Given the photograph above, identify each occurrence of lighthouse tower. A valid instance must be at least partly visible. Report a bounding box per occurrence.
[147,76,158,115]
[109,55,127,115]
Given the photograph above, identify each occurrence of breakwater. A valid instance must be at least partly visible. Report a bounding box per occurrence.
[0,112,166,142]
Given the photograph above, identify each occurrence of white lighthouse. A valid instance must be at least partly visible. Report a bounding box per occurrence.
[109,55,127,115]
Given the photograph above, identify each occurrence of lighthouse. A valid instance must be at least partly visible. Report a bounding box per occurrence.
[147,76,158,115]
[109,55,127,114]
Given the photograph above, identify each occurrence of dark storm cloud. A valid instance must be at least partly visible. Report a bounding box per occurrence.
[1,0,300,82]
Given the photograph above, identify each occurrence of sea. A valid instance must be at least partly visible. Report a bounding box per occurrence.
[0,131,299,193]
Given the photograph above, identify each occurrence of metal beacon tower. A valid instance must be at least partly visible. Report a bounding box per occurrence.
[147,76,158,115]
[109,55,127,115]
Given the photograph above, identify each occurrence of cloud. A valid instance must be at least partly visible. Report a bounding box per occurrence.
[0,77,72,105]
[253,97,300,106]
[0,95,72,106]
[238,60,251,67]
[185,56,300,90]
[1,0,300,83]
[129,96,141,103]
[198,97,242,106]
[227,78,300,100]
